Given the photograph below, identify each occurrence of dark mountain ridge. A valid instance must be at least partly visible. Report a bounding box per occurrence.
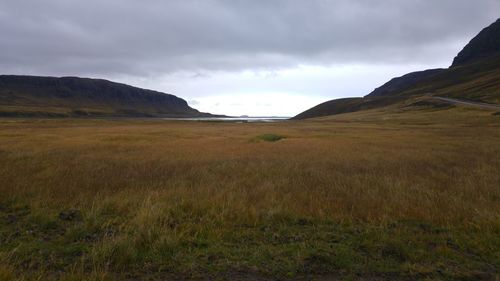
[451,18,500,67]
[294,18,500,120]
[0,75,214,118]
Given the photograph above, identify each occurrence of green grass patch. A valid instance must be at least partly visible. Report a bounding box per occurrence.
[255,134,286,142]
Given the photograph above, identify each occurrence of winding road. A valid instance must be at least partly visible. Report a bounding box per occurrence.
[432,96,500,110]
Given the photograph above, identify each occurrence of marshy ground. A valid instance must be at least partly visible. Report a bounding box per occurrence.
[0,107,499,280]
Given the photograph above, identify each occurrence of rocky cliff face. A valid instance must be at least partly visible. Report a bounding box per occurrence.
[451,18,500,67]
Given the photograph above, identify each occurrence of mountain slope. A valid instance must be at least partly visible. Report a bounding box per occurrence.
[379,55,500,104]
[293,97,409,120]
[451,18,500,67]
[294,18,500,120]
[0,75,213,118]
[367,69,445,98]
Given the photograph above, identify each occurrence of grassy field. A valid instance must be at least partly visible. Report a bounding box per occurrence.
[0,107,499,280]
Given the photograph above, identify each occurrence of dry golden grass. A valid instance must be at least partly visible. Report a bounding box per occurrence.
[0,107,499,280]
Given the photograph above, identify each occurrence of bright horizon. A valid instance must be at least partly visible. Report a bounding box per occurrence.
[116,62,452,117]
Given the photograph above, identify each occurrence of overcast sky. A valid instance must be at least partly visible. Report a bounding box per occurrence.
[1,1,499,116]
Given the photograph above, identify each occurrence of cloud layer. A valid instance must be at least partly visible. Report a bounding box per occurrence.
[1,0,499,76]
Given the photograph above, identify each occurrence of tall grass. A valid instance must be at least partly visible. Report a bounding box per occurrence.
[0,108,499,279]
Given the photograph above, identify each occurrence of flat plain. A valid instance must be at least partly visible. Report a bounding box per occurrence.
[0,106,499,280]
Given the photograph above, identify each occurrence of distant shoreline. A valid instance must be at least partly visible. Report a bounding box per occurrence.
[161,116,290,122]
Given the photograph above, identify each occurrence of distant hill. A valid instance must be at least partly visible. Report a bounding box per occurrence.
[294,18,500,120]
[0,75,215,118]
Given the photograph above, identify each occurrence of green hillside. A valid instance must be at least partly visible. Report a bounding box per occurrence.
[294,18,500,120]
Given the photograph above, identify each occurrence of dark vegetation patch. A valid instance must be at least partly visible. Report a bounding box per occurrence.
[70,109,108,117]
[255,134,286,142]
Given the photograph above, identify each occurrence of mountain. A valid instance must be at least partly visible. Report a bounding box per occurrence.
[451,18,500,67]
[294,18,500,120]
[0,75,214,118]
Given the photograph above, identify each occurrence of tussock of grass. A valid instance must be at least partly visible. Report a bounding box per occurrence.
[0,108,499,280]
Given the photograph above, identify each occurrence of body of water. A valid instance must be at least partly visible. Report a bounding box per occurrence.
[162,117,290,122]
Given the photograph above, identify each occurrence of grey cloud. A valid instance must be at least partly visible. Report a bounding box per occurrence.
[0,0,499,76]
